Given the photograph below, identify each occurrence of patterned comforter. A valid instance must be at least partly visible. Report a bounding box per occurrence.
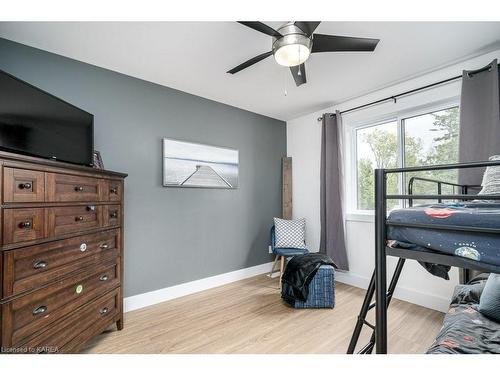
[427,276,500,354]
[387,202,500,272]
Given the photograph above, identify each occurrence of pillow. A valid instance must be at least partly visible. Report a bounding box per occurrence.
[478,273,500,322]
[274,218,307,249]
[477,155,500,200]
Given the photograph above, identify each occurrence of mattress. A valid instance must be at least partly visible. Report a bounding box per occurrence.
[387,202,500,270]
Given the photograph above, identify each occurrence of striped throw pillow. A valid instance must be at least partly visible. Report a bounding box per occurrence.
[479,273,500,322]
[477,155,500,201]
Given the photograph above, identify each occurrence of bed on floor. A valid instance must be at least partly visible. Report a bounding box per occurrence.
[426,274,500,354]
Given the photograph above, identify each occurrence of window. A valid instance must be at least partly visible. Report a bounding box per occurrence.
[354,106,460,211]
[356,120,398,210]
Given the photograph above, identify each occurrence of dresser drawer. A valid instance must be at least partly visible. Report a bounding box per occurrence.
[46,173,104,202]
[2,261,120,347]
[3,229,120,297]
[47,205,103,237]
[18,288,120,353]
[106,180,123,202]
[104,205,121,227]
[3,167,45,203]
[3,208,46,245]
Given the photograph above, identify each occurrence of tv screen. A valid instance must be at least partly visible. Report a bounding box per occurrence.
[0,69,93,166]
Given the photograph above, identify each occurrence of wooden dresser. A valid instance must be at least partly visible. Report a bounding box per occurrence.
[0,151,126,354]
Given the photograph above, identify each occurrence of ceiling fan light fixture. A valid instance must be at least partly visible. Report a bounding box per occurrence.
[274,44,310,67]
[272,32,312,67]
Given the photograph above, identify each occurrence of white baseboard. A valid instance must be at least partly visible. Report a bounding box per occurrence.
[335,271,450,313]
[124,261,274,312]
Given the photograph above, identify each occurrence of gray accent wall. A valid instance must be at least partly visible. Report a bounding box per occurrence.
[0,38,286,297]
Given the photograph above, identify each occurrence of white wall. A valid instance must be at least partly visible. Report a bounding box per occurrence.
[287,48,500,312]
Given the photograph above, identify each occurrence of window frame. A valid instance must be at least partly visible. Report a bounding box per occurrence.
[348,98,460,216]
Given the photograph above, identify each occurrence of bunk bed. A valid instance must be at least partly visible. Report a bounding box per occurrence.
[347,159,500,354]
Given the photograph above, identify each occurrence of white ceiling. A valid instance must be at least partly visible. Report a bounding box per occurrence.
[1,22,500,121]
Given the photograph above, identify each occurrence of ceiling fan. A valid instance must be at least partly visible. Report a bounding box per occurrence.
[227,21,380,87]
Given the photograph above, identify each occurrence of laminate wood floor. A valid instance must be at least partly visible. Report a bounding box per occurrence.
[83,275,445,354]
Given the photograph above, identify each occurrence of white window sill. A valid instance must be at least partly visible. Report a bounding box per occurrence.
[346,212,375,223]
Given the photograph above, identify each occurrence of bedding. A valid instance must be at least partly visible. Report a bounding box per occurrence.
[427,275,500,354]
[387,202,500,278]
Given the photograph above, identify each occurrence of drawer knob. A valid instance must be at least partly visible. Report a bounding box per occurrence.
[99,274,109,282]
[110,212,118,219]
[86,205,96,211]
[75,216,84,222]
[33,260,48,269]
[19,221,32,229]
[110,187,118,194]
[32,305,48,316]
[74,186,84,192]
[100,307,109,316]
[80,243,87,252]
[100,243,109,250]
[75,284,84,294]
[18,182,32,190]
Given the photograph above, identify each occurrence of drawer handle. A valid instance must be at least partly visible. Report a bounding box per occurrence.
[33,305,48,316]
[100,307,109,316]
[99,274,109,282]
[100,243,109,250]
[74,186,84,192]
[33,260,48,269]
[18,182,32,190]
[19,221,32,229]
[75,216,84,222]
[110,212,118,219]
[110,187,118,194]
[86,205,96,211]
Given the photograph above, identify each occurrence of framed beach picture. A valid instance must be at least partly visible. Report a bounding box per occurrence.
[162,138,239,189]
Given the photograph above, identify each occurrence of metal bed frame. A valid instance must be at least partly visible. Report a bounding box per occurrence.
[347,159,500,354]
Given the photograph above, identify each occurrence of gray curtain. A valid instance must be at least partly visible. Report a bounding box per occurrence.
[458,59,500,186]
[320,111,349,270]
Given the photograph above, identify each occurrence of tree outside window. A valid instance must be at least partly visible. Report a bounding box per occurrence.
[356,107,459,211]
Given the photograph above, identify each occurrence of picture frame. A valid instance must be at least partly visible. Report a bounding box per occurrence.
[162,138,239,189]
[93,150,104,169]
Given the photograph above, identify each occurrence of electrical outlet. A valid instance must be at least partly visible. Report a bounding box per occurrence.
[268,245,272,254]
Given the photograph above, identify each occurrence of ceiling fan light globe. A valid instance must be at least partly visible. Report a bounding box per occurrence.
[274,44,310,67]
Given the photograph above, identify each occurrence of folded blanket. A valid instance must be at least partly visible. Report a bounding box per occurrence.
[281,253,336,303]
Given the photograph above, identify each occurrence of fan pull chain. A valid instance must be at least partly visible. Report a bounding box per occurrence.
[297,46,302,76]
[283,67,288,96]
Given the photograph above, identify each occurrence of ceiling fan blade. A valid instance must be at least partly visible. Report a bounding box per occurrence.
[290,64,307,86]
[311,34,379,53]
[237,22,282,38]
[294,21,321,36]
[227,51,274,74]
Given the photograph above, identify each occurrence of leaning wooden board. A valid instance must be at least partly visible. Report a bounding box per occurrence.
[0,150,126,354]
[282,157,292,220]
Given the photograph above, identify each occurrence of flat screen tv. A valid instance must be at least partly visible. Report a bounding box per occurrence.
[0,69,93,166]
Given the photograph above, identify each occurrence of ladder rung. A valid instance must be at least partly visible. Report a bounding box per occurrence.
[358,341,375,354]
[363,320,375,330]
[368,291,396,311]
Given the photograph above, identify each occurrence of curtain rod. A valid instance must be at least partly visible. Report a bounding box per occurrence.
[317,62,499,122]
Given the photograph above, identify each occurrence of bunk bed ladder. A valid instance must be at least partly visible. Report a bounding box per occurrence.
[347,258,406,354]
